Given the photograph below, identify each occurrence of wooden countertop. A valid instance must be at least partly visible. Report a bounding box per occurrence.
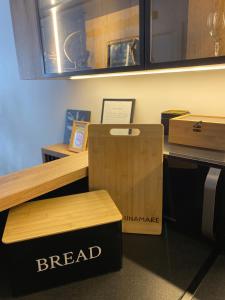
[41,143,77,158]
[0,152,88,212]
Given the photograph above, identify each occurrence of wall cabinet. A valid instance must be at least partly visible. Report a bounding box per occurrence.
[38,0,143,76]
[10,0,225,79]
[150,0,225,68]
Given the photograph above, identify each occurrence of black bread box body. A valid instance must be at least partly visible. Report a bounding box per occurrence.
[2,190,122,296]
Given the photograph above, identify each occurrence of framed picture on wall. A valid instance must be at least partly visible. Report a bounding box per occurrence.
[69,121,89,153]
[64,109,91,144]
[101,99,135,124]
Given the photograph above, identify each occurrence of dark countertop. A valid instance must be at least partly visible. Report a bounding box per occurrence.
[1,140,224,300]
[164,139,225,167]
[0,225,213,300]
[192,254,225,300]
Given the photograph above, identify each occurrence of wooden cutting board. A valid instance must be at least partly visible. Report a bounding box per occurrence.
[88,124,163,235]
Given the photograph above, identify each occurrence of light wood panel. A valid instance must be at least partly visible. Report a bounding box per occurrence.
[173,114,225,123]
[0,152,88,212]
[187,0,225,59]
[10,0,44,79]
[86,5,139,68]
[169,114,225,151]
[2,190,122,244]
[89,124,163,235]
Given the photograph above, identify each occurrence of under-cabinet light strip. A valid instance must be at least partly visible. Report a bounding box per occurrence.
[51,0,62,73]
[70,64,225,80]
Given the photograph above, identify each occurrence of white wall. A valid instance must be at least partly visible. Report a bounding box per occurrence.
[1,0,225,175]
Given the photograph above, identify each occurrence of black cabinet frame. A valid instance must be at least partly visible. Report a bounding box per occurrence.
[36,0,225,79]
[36,0,146,78]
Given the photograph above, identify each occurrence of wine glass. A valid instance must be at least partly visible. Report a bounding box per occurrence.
[207,11,225,57]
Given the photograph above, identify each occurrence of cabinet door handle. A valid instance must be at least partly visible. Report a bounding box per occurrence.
[202,167,221,240]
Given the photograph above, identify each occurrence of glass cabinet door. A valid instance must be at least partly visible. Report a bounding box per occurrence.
[150,0,225,64]
[37,0,141,75]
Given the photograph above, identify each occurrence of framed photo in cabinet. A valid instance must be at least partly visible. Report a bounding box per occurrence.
[107,37,140,68]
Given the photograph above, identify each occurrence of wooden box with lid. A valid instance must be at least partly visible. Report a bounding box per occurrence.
[161,110,189,135]
[2,190,122,296]
[169,114,225,151]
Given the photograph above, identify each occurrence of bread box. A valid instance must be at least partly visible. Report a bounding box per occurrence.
[2,190,122,296]
[169,114,225,151]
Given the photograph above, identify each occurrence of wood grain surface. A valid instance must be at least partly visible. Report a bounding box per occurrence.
[88,124,163,235]
[0,152,88,212]
[2,190,122,244]
[170,114,225,123]
[86,5,139,68]
[169,114,225,151]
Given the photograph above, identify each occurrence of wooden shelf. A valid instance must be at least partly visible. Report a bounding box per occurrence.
[41,143,76,162]
[0,152,88,212]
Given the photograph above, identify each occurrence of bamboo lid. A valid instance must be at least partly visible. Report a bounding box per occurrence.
[2,190,122,244]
